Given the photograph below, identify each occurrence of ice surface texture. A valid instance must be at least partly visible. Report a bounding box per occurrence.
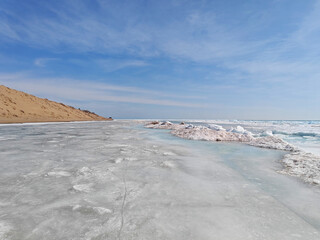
[1,120,320,239]
[146,121,320,185]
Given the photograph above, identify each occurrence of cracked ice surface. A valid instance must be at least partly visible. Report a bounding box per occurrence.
[0,120,320,239]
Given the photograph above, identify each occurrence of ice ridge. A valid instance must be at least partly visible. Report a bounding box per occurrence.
[146,121,320,185]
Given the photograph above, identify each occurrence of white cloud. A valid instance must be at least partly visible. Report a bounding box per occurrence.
[0,73,206,108]
[0,22,20,40]
[1,0,320,98]
[0,1,267,62]
[289,0,320,49]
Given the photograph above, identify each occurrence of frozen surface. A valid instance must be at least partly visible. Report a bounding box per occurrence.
[146,121,320,185]
[1,120,320,239]
[179,119,320,155]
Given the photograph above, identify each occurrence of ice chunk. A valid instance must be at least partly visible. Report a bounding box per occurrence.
[114,157,123,164]
[208,124,226,131]
[229,126,253,136]
[161,161,175,168]
[72,184,93,193]
[145,121,185,130]
[249,136,296,151]
[172,126,253,142]
[161,121,173,125]
[92,207,112,215]
[229,126,246,134]
[279,151,320,185]
[261,130,273,137]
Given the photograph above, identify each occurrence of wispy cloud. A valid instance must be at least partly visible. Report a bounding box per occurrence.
[0,0,267,61]
[0,22,20,40]
[288,0,320,50]
[0,72,206,108]
[34,58,59,67]
[1,0,318,64]
[1,0,320,119]
[96,59,149,72]
[0,1,152,55]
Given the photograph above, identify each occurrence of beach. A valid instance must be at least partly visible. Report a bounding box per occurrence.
[1,120,320,239]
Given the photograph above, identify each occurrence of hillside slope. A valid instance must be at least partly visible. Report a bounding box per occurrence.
[0,85,111,123]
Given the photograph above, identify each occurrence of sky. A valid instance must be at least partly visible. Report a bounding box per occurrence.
[0,0,320,120]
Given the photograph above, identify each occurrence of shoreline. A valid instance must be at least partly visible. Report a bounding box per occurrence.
[0,119,113,126]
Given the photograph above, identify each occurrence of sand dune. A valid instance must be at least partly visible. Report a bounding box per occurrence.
[0,85,111,123]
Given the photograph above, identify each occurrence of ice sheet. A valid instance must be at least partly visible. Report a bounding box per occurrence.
[0,121,320,239]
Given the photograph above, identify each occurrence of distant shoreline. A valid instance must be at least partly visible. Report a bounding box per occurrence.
[0,119,112,125]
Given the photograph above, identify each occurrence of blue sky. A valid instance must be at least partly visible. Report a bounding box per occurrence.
[0,0,320,119]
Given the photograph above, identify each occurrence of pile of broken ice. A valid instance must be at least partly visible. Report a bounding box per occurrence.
[146,121,320,185]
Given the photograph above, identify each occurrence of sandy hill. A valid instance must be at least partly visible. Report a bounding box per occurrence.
[0,85,111,123]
